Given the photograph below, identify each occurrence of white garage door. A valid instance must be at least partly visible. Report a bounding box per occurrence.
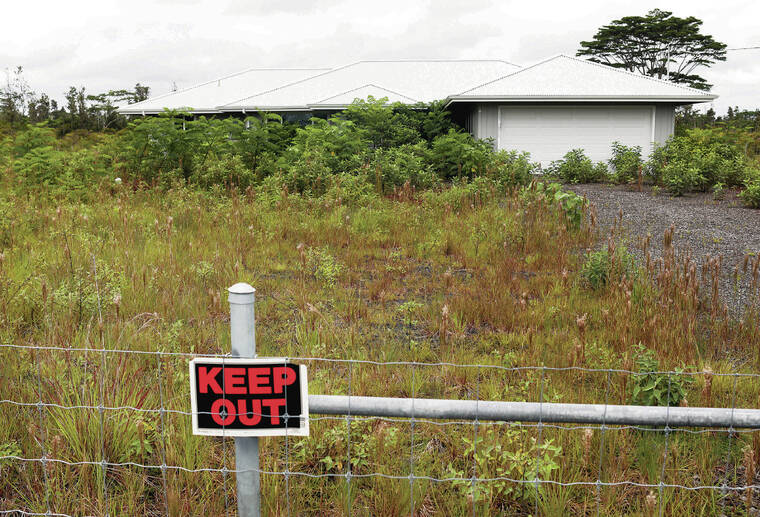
[498,106,653,167]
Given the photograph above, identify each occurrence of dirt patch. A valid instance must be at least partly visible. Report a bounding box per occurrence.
[567,183,760,315]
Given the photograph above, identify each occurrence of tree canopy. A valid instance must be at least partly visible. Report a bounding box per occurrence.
[577,9,726,90]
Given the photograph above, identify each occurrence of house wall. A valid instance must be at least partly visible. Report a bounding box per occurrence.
[464,102,679,154]
[654,104,676,147]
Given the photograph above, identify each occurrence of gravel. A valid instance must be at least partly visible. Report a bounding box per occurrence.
[566,183,760,315]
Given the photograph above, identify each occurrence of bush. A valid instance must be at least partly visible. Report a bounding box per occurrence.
[739,167,760,208]
[492,150,537,187]
[366,142,438,191]
[661,162,705,196]
[546,149,607,183]
[342,96,421,149]
[521,182,588,229]
[631,344,692,407]
[428,130,493,180]
[14,146,66,187]
[190,154,255,190]
[647,129,747,193]
[279,117,368,176]
[281,149,334,196]
[608,142,643,184]
[13,124,57,157]
[580,246,635,290]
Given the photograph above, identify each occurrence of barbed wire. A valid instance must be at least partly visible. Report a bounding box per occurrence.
[2,342,758,378]
[3,453,759,490]
[2,340,759,516]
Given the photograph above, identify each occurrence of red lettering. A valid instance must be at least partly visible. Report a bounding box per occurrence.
[210,398,235,426]
[273,366,296,394]
[224,367,247,395]
[248,367,272,394]
[262,398,287,425]
[198,367,222,394]
[237,399,262,426]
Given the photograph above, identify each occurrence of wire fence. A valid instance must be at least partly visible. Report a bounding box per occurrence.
[2,339,760,517]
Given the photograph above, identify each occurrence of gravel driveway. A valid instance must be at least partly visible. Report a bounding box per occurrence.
[566,184,760,315]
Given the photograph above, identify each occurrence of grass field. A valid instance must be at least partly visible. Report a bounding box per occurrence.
[1,181,760,515]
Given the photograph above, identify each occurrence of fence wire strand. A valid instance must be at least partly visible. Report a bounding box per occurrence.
[2,344,760,517]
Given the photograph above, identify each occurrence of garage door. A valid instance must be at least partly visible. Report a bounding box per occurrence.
[498,106,653,167]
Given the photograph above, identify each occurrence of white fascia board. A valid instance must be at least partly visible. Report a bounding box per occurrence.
[117,108,223,115]
[446,94,717,103]
[219,105,312,112]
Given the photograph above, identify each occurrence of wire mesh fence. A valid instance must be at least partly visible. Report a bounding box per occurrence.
[2,339,760,516]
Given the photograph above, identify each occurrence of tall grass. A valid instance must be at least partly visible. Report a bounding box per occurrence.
[1,180,759,515]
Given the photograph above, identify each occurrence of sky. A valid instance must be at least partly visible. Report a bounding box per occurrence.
[2,0,758,115]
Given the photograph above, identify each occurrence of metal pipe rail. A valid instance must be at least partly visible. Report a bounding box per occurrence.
[310,395,760,428]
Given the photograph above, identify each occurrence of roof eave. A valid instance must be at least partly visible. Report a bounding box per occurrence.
[219,105,313,112]
[117,108,224,115]
[446,94,717,106]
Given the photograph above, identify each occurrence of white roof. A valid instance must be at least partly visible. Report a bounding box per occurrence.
[119,68,329,114]
[221,60,521,110]
[118,55,715,115]
[311,84,419,108]
[448,55,716,103]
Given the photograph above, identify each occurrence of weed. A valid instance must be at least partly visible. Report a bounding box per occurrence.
[631,343,692,407]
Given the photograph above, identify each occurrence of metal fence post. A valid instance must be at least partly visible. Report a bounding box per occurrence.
[228,283,260,517]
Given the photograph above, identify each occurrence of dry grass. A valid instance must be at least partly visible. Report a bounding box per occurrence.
[1,182,759,516]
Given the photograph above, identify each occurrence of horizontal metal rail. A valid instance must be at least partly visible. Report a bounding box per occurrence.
[309,395,760,429]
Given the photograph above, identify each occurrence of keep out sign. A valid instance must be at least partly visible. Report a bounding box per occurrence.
[189,358,309,437]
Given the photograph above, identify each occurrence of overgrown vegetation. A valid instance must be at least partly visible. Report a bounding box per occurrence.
[542,126,760,205]
[1,97,540,201]
[1,170,759,514]
[2,95,760,515]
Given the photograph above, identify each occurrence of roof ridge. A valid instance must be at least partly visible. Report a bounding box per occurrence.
[221,61,365,107]
[558,54,712,94]
[455,55,560,95]
[350,58,520,66]
[221,59,521,107]
[455,54,711,97]
[312,83,419,104]
[126,66,331,108]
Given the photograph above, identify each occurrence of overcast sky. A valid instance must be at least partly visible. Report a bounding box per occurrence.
[2,0,758,114]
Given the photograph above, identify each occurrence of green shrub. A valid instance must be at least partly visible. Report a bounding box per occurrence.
[13,124,57,157]
[631,343,692,407]
[281,149,334,196]
[229,113,294,177]
[492,149,537,187]
[56,148,111,196]
[190,154,255,190]
[279,117,368,176]
[428,130,493,180]
[546,149,607,183]
[13,146,66,186]
[647,129,747,193]
[305,247,344,288]
[522,182,588,229]
[580,246,635,290]
[342,96,421,149]
[580,250,611,290]
[323,173,378,204]
[367,142,438,191]
[660,161,705,196]
[608,141,643,184]
[739,167,760,208]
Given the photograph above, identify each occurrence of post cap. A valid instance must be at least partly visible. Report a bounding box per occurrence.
[228,283,255,305]
[228,283,255,294]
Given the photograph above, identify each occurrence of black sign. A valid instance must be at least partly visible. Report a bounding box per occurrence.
[189,358,309,437]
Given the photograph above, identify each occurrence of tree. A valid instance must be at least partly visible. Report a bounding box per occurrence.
[1,66,34,126]
[577,9,726,90]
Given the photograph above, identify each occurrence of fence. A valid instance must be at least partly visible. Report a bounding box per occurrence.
[1,283,760,516]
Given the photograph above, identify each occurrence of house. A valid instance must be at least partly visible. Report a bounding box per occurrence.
[119,55,716,166]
